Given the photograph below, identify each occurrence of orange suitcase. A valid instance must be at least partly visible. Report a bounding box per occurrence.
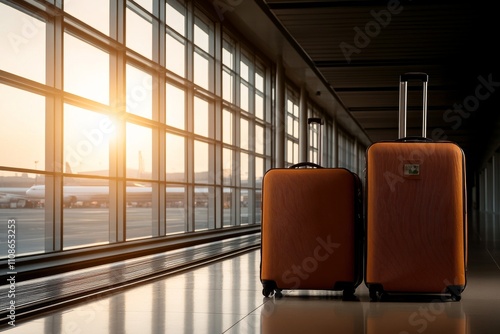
[260,163,363,299]
[365,73,467,301]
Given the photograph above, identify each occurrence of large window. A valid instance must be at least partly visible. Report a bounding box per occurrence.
[221,38,270,226]
[0,0,271,258]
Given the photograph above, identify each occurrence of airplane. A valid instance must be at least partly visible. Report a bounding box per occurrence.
[0,187,32,208]
[24,185,224,208]
[25,184,155,208]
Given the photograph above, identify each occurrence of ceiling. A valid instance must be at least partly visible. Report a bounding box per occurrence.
[258,0,499,169]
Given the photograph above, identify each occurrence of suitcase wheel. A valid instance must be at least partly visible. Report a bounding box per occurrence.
[262,281,282,298]
[342,288,357,301]
[368,285,384,302]
[369,289,378,302]
[262,287,282,298]
[447,285,463,301]
[262,287,273,297]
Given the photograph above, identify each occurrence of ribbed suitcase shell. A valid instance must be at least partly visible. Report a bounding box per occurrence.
[365,141,467,299]
[261,167,362,297]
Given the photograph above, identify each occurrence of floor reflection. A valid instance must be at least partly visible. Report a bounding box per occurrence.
[261,294,364,334]
[365,301,466,334]
[258,291,468,334]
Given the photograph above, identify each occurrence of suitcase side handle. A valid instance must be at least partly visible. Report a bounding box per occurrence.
[399,72,428,139]
[289,162,323,169]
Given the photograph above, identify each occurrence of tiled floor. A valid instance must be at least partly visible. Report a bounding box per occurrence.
[3,211,500,333]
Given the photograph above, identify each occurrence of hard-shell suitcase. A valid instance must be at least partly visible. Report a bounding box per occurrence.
[261,117,363,298]
[260,164,363,298]
[365,73,467,301]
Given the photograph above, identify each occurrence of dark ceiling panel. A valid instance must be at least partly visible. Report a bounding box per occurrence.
[262,0,499,169]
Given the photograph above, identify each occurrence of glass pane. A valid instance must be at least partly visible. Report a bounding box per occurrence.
[126,182,153,240]
[194,141,209,183]
[255,94,264,120]
[0,85,45,170]
[135,0,152,12]
[255,156,264,185]
[63,178,109,250]
[255,125,265,154]
[194,96,209,137]
[65,0,109,35]
[223,40,233,69]
[0,172,44,257]
[166,83,185,129]
[240,60,249,82]
[240,118,249,150]
[194,186,214,231]
[126,7,152,59]
[64,33,109,105]
[240,189,249,224]
[240,152,248,187]
[286,139,296,165]
[287,115,294,136]
[166,0,185,36]
[223,110,233,145]
[194,52,209,90]
[126,64,153,119]
[293,101,299,117]
[64,104,112,175]
[166,133,185,182]
[0,3,46,83]
[194,19,209,53]
[166,33,185,77]
[287,100,293,114]
[222,148,233,185]
[255,72,264,92]
[240,82,249,111]
[223,187,233,226]
[293,142,299,164]
[166,185,186,234]
[126,123,152,178]
[255,190,262,224]
[223,70,234,103]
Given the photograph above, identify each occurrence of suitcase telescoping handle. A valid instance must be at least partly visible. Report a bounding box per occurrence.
[399,72,428,139]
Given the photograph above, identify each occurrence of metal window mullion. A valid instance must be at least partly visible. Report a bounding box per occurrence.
[45,10,64,252]
[110,0,126,243]
[186,87,197,233]
[152,0,166,236]
[234,110,241,225]
[214,20,222,228]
